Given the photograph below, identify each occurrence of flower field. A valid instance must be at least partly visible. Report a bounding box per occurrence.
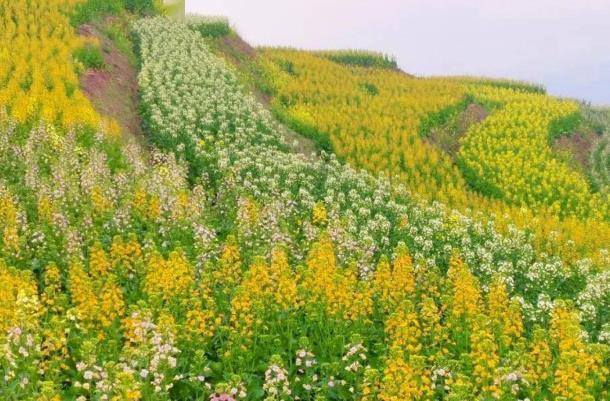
[0,3,609,401]
[0,0,107,129]
[457,84,606,220]
[258,49,610,265]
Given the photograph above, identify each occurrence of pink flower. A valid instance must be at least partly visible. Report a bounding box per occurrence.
[210,393,236,401]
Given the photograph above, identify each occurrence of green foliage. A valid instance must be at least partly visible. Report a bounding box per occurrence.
[359,81,379,96]
[70,0,124,26]
[73,45,105,70]
[590,138,610,192]
[315,50,398,69]
[457,156,505,200]
[581,104,610,193]
[187,16,231,37]
[70,0,159,26]
[64,81,77,97]
[459,76,546,94]
[123,0,160,14]
[419,94,476,137]
[19,73,33,91]
[103,18,138,66]
[277,59,297,76]
[272,106,334,153]
[580,102,610,135]
[102,139,129,174]
[548,111,582,142]
[242,58,276,98]
[76,126,127,174]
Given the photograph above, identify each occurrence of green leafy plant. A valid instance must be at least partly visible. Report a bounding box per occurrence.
[315,50,397,69]
[74,45,105,70]
[186,16,231,37]
[70,0,124,26]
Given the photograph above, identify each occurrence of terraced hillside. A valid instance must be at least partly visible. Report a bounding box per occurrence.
[249,47,610,265]
[0,3,608,401]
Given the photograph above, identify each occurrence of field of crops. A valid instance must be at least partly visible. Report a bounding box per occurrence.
[0,2,609,401]
[457,84,605,220]
[258,48,610,266]
[0,0,109,129]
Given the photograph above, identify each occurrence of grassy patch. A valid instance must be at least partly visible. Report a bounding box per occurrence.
[580,103,610,135]
[456,76,546,94]
[103,18,138,66]
[123,0,160,14]
[419,95,476,137]
[422,97,490,158]
[548,111,582,142]
[70,0,159,26]
[314,50,397,69]
[74,44,105,70]
[589,138,610,192]
[70,0,124,26]
[580,103,610,192]
[359,82,379,96]
[187,16,231,37]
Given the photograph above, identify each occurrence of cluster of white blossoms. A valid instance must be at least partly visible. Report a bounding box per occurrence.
[263,356,292,401]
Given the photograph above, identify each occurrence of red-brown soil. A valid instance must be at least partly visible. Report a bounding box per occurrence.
[553,130,596,172]
[78,21,144,143]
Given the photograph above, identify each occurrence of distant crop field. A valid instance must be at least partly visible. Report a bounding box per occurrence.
[257,48,610,264]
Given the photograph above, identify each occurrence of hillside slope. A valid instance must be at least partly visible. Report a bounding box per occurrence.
[0,4,609,401]
[213,43,609,265]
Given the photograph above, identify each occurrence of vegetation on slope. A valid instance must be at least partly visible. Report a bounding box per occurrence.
[78,20,145,143]
[314,50,398,69]
[134,17,610,400]
[253,48,610,264]
[446,76,546,95]
[0,2,609,400]
[70,0,159,26]
[0,0,106,129]
[457,85,596,219]
[186,15,231,38]
[580,104,610,194]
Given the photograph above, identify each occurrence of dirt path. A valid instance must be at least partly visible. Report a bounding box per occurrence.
[78,21,146,148]
[213,34,319,159]
[553,131,596,172]
[427,103,488,158]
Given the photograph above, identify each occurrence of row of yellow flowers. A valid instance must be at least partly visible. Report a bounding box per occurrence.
[458,85,608,220]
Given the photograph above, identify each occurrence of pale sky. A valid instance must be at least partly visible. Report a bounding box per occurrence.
[187,0,610,105]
